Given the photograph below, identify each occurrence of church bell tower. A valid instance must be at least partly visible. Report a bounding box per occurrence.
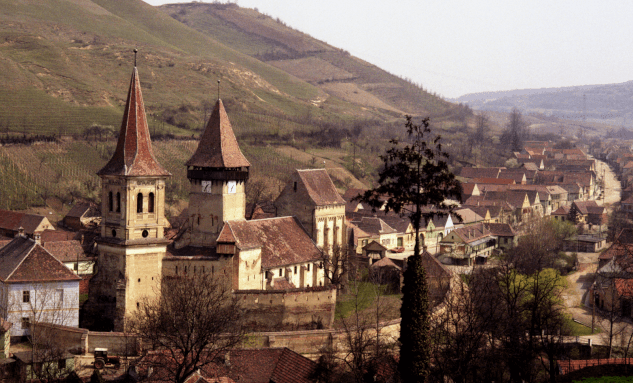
[183,99,250,247]
[94,56,171,331]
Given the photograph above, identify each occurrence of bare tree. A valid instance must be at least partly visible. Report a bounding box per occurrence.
[473,113,488,145]
[500,108,528,152]
[321,244,349,289]
[130,272,245,383]
[322,277,398,383]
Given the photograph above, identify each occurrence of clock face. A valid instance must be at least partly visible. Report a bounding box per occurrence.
[227,181,237,194]
[202,181,213,194]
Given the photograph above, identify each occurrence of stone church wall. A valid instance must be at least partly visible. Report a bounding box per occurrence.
[235,286,337,330]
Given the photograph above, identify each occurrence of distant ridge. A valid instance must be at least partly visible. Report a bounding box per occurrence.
[456,80,633,128]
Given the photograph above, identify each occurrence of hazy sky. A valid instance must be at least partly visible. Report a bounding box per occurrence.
[144,0,633,99]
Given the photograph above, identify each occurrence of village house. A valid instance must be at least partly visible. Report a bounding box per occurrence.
[0,211,54,239]
[348,216,398,254]
[438,223,497,266]
[62,203,99,231]
[0,234,80,340]
[485,222,517,250]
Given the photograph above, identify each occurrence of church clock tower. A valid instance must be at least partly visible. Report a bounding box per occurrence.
[182,99,250,248]
[93,59,171,331]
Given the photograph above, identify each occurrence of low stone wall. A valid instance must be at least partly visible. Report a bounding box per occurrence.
[32,323,139,356]
[87,331,139,355]
[244,319,401,359]
[236,286,337,330]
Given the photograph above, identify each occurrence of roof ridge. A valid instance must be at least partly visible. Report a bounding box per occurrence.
[4,237,35,282]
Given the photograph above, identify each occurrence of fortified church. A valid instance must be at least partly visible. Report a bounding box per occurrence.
[86,63,344,331]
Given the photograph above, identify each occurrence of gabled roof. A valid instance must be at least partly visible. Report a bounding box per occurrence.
[0,210,50,235]
[43,240,91,263]
[551,205,571,216]
[420,250,451,279]
[351,216,397,236]
[458,167,502,179]
[0,236,80,283]
[449,223,494,244]
[371,256,400,269]
[521,162,539,171]
[65,203,96,219]
[218,217,322,269]
[136,348,316,383]
[484,223,515,237]
[296,169,345,206]
[98,67,170,177]
[453,208,484,224]
[186,99,250,169]
[572,200,600,215]
[461,183,480,196]
[473,177,515,185]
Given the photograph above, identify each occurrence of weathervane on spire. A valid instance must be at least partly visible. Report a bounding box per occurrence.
[217,79,221,101]
[133,48,138,67]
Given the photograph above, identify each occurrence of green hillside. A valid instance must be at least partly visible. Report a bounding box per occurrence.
[0,0,482,213]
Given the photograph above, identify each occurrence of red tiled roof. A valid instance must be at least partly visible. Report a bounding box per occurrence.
[186,99,250,168]
[98,67,170,177]
[484,223,515,237]
[371,257,400,269]
[0,236,80,283]
[420,250,451,279]
[43,240,90,263]
[473,177,515,185]
[138,348,316,383]
[0,210,50,235]
[350,216,397,236]
[65,203,96,219]
[40,229,79,243]
[451,223,494,244]
[296,169,345,206]
[219,217,322,268]
[461,183,479,195]
[458,167,502,179]
[551,206,571,215]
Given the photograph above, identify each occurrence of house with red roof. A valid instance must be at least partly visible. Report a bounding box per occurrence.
[438,223,497,266]
[0,235,80,339]
[0,210,54,239]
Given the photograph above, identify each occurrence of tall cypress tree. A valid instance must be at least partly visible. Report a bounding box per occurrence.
[355,116,461,382]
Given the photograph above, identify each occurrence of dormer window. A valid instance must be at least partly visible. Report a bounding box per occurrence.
[293,182,297,192]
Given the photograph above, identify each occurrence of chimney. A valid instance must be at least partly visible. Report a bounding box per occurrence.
[16,227,24,238]
[34,232,41,245]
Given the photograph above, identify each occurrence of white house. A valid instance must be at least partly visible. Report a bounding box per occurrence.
[0,235,80,339]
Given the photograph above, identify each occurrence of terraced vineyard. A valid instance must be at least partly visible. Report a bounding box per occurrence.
[0,138,366,217]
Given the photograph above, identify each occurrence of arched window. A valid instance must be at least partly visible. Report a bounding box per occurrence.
[137,193,143,213]
[148,192,155,213]
[108,191,113,212]
[116,192,121,212]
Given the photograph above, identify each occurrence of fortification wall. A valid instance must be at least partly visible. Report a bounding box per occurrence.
[32,323,139,356]
[236,287,337,330]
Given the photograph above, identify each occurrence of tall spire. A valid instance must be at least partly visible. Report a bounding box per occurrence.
[98,65,170,177]
[186,99,250,169]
